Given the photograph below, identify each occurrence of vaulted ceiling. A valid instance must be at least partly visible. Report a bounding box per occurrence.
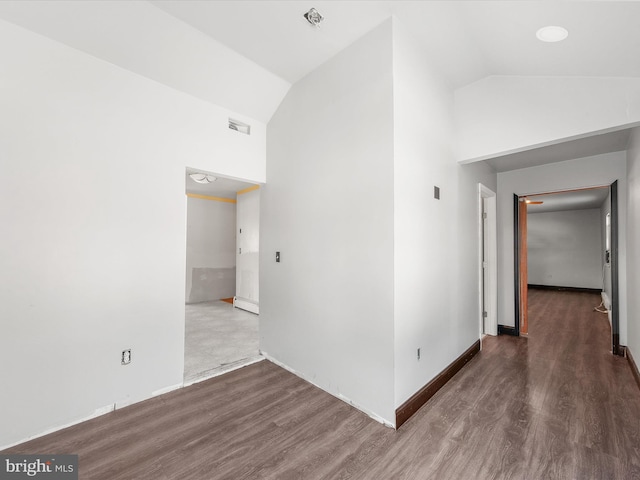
[2,1,639,123]
[152,1,640,87]
[0,1,638,177]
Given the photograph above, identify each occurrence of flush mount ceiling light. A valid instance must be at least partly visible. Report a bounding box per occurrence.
[536,25,569,43]
[304,8,323,27]
[189,173,217,184]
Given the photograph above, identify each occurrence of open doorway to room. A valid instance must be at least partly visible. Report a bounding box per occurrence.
[183,167,262,385]
[514,184,622,355]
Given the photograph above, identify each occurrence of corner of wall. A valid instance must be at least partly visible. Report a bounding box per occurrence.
[625,127,640,355]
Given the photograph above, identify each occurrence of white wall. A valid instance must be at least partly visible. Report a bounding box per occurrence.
[0,19,265,448]
[527,209,603,289]
[185,197,236,304]
[626,127,640,357]
[455,76,640,162]
[497,153,627,344]
[392,19,497,408]
[262,20,396,425]
[236,188,260,309]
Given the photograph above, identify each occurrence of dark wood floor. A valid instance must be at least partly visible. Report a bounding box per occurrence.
[5,290,640,479]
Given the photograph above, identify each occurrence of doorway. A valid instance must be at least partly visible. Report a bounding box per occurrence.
[513,183,622,355]
[184,168,262,384]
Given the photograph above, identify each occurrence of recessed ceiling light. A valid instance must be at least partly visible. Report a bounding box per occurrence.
[189,173,217,184]
[536,26,569,43]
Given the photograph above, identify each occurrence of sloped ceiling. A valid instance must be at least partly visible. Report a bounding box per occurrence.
[0,0,291,123]
[152,1,640,86]
[1,1,639,169]
[3,1,640,123]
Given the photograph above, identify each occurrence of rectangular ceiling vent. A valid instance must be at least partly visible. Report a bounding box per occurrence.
[229,118,250,135]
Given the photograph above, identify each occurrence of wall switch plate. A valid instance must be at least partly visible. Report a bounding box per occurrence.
[417,348,421,360]
[121,349,131,365]
[276,252,280,263]
[434,186,440,200]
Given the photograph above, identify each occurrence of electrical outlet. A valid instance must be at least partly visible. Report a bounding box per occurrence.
[417,348,421,360]
[121,349,131,365]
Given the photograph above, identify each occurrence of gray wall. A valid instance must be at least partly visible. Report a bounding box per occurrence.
[262,20,396,424]
[626,127,640,357]
[185,196,236,303]
[261,18,499,424]
[0,19,266,448]
[527,209,603,289]
[392,19,497,408]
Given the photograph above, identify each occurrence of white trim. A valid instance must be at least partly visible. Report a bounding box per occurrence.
[152,382,183,397]
[479,184,498,337]
[602,291,611,311]
[182,356,264,387]
[0,404,115,451]
[261,352,395,429]
[458,122,640,164]
[233,296,259,314]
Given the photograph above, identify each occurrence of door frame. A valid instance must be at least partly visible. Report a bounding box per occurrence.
[512,183,623,355]
[512,194,521,337]
[478,184,498,338]
[183,168,263,386]
[611,181,623,355]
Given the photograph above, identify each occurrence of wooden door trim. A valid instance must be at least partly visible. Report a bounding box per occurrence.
[511,183,620,354]
[519,199,528,335]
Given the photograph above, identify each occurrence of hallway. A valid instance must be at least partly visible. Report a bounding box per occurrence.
[5,291,640,479]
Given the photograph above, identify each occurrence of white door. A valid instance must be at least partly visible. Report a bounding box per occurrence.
[479,184,498,336]
[235,187,260,314]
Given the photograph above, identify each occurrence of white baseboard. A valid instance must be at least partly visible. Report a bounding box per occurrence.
[602,291,611,310]
[233,296,259,314]
[2,380,183,451]
[260,351,395,429]
[0,404,115,451]
[183,356,264,387]
[152,382,183,397]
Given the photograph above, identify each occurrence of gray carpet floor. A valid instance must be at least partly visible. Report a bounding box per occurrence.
[184,301,260,384]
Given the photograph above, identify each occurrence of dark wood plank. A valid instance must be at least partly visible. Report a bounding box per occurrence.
[528,284,602,294]
[3,290,640,479]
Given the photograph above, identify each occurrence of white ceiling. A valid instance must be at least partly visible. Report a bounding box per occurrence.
[152,1,640,87]
[526,187,610,214]
[1,1,639,176]
[0,0,290,123]
[2,1,640,119]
